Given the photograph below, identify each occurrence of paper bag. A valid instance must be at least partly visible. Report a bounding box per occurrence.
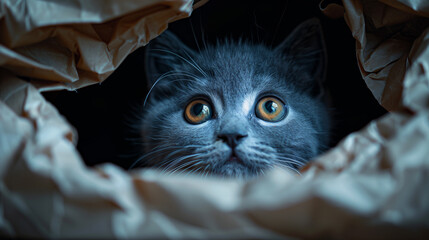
[1,0,428,238]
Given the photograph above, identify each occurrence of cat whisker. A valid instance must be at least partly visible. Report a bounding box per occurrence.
[130,145,174,168]
[200,162,212,177]
[143,70,204,107]
[143,71,200,107]
[250,145,277,155]
[164,153,202,170]
[158,145,215,173]
[275,157,307,167]
[182,50,208,78]
[201,167,211,178]
[131,144,207,169]
[274,163,302,176]
[188,18,201,53]
[162,159,192,174]
[153,49,209,79]
[166,155,202,174]
[161,78,200,88]
[143,70,179,106]
[198,14,208,51]
[278,153,308,164]
[168,71,202,81]
[160,145,210,164]
[247,154,274,164]
[185,165,205,177]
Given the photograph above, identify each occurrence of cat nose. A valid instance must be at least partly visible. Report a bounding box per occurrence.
[217,133,247,148]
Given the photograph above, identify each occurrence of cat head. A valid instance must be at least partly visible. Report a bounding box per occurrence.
[136,18,330,178]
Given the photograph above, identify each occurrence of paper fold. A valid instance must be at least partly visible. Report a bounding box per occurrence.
[0,0,193,91]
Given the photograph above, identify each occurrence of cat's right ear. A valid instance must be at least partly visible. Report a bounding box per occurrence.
[275,18,327,97]
[144,31,197,88]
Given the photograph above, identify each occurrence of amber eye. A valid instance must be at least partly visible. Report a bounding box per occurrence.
[255,97,286,122]
[185,99,213,124]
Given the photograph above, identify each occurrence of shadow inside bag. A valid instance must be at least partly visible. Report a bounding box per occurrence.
[43,0,387,169]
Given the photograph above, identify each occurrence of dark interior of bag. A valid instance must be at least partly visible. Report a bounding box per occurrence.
[42,0,387,169]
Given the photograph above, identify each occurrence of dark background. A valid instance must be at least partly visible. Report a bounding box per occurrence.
[43,0,387,169]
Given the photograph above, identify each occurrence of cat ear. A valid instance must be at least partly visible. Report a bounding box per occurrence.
[275,18,327,97]
[144,31,197,87]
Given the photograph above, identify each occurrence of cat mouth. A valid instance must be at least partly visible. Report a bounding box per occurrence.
[226,152,244,164]
[219,153,260,178]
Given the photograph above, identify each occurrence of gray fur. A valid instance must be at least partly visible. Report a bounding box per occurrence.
[134,19,330,178]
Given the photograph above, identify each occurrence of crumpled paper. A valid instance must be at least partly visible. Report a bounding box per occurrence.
[342,0,429,111]
[0,0,194,91]
[1,0,429,239]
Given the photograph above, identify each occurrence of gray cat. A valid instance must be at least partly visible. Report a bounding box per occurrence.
[132,18,330,178]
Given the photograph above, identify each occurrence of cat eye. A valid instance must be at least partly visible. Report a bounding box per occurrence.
[184,99,213,124]
[255,97,286,122]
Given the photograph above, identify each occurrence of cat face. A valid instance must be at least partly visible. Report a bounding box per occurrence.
[136,19,330,178]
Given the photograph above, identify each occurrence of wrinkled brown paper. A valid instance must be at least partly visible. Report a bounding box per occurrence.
[1,0,429,239]
[0,0,194,91]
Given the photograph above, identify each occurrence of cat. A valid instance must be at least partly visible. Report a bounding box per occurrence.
[132,18,331,178]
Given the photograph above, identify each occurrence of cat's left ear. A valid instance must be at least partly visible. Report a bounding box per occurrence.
[144,31,197,88]
[275,18,327,97]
